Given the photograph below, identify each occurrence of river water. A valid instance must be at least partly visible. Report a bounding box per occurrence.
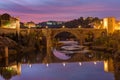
[0,61,114,80]
[0,41,118,80]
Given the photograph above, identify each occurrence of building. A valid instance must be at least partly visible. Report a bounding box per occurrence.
[115,21,120,30]
[102,17,120,34]
[103,17,116,34]
[38,21,64,28]
[92,17,120,34]
[24,21,36,28]
[0,13,20,29]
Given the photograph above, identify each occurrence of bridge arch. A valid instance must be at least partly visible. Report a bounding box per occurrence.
[53,31,79,41]
[51,29,82,42]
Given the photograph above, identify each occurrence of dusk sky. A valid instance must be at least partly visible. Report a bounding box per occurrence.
[0,0,120,23]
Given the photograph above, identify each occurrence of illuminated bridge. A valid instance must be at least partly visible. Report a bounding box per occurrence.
[0,28,107,63]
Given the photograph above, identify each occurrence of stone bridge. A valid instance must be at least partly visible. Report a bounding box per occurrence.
[0,28,107,63]
[41,28,106,46]
[39,28,106,63]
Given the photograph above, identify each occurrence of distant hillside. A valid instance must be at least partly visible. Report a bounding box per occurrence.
[64,17,102,28]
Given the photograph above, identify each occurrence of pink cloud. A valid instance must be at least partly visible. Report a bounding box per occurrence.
[0,0,120,23]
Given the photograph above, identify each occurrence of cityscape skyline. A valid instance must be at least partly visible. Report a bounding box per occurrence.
[0,0,120,23]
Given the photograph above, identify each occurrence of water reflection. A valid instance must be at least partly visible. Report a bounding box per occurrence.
[46,63,49,67]
[53,41,95,60]
[0,56,119,80]
[0,60,115,80]
[62,62,66,67]
[0,39,120,80]
[79,62,82,66]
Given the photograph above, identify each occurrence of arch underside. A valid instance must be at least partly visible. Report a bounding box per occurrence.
[51,29,82,41]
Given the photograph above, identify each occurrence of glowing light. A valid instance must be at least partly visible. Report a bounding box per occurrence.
[62,62,66,67]
[94,62,97,65]
[115,22,120,30]
[79,62,82,66]
[62,26,65,28]
[47,22,52,25]
[104,60,108,72]
[46,26,48,28]
[46,63,49,67]
[78,25,81,28]
[103,18,108,29]
[29,64,32,68]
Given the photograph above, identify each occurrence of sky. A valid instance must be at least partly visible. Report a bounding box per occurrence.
[0,0,120,23]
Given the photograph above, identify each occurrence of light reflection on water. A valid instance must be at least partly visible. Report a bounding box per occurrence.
[0,40,116,80]
[7,61,114,80]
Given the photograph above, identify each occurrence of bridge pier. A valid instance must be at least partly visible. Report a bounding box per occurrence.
[79,36,85,45]
[42,29,52,63]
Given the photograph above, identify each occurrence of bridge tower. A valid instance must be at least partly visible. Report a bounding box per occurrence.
[103,17,116,34]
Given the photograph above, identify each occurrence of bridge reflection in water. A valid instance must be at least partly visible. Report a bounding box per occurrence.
[43,40,99,63]
[0,54,119,80]
[0,40,119,80]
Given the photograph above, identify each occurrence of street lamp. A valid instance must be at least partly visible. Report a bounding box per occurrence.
[62,25,65,28]
[78,25,81,28]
